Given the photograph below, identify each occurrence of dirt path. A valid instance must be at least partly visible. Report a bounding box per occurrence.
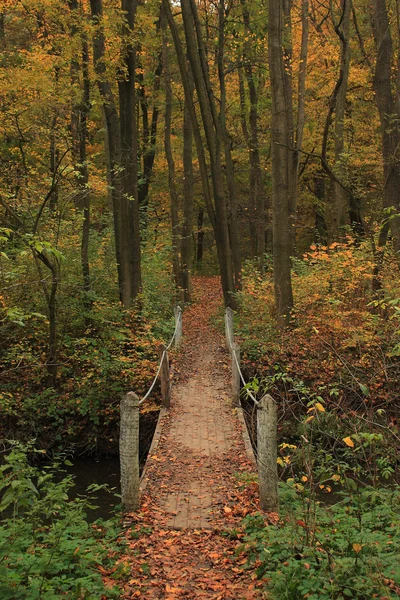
[120,278,262,599]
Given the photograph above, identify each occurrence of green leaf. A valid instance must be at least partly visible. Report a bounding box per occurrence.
[359,383,370,397]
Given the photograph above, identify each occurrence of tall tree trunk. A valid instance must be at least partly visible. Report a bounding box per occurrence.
[180,0,236,308]
[181,77,195,302]
[137,46,163,213]
[90,0,141,307]
[70,0,91,294]
[292,0,309,234]
[371,0,400,251]
[163,0,240,306]
[162,0,215,230]
[332,0,351,239]
[49,116,59,212]
[269,0,294,324]
[217,0,242,288]
[240,0,265,270]
[161,11,181,290]
[118,0,142,303]
[196,207,204,267]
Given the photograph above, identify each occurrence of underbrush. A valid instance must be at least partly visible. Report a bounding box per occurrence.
[237,240,400,444]
[237,240,400,597]
[238,240,400,410]
[0,443,125,599]
[0,229,176,455]
[242,481,400,600]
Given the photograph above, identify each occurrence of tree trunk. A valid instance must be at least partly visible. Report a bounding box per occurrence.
[161,11,181,290]
[118,0,142,303]
[162,0,215,232]
[240,0,265,270]
[332,0,351,239]
[137,47,163,213]
[217,0,242,288]
[70,0,91,294]
[180,0,236,308]
[181,79,195,302]
[371,0,400,251]
[196,207,204,267]
[269,0,294,324]
[90,0,124,296]
[90,0,141,307]
[292,0,309,237]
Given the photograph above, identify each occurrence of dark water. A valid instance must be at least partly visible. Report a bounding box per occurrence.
[66,456,121,521]
[66,409,160,521]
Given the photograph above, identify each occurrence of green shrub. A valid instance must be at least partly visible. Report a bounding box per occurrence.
[0,443,123,599]
[242,482,400,599]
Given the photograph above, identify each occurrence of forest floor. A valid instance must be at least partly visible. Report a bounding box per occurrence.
[116,277,267,599]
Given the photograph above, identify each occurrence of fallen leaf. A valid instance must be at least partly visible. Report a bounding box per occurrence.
[343,436,354,447]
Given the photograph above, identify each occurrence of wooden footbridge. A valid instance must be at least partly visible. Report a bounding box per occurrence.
[119,300,278,530]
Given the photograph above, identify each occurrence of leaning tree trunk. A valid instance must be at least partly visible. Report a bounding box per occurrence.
[163,0,241,308]
[269,0,294,324]
[180,0,237,308]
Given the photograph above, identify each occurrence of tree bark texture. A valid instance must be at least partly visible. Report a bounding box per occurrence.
[69,0,91,294]
[90,0,141,307]
[181,78,195,302]
[217,0,242,289]
[240,0,266,270]
[268,0,294,324]
[180,0,237,308]
[371,0,400,251]
[118,0,142,303]
[332,0,351,239]
[161,12,181,290]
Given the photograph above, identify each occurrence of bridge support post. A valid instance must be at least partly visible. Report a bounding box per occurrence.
[257,394,279,512]
[225,307,234,352]
[158,344,171,408]
[232,343,240,407]
[120,392,140,511]
[174,306,182,350]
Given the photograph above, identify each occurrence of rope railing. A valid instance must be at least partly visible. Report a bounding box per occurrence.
[120,306,182,511]
[139,307,182,406]
[224,306,278,512]
[224,307,259,406]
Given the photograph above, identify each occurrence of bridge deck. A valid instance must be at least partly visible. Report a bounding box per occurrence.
[124,278,261,599]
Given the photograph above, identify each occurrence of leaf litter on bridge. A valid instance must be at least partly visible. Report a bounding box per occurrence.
[113,277,270,599]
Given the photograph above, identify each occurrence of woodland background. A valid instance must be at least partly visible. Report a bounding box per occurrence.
[1,0,400,597]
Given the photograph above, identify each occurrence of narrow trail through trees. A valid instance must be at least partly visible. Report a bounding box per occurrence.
[120,277,263,599]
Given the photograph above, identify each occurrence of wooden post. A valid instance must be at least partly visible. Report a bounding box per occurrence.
[257,394,279,512]
[174,305,182,350]
[120,392,140,511]
[232,342,240,407]
[158,344,171,408]
[225,307,234,352]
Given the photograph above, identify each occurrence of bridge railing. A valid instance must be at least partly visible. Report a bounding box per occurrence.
[225,307,278,513]
[119,306,182,511]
